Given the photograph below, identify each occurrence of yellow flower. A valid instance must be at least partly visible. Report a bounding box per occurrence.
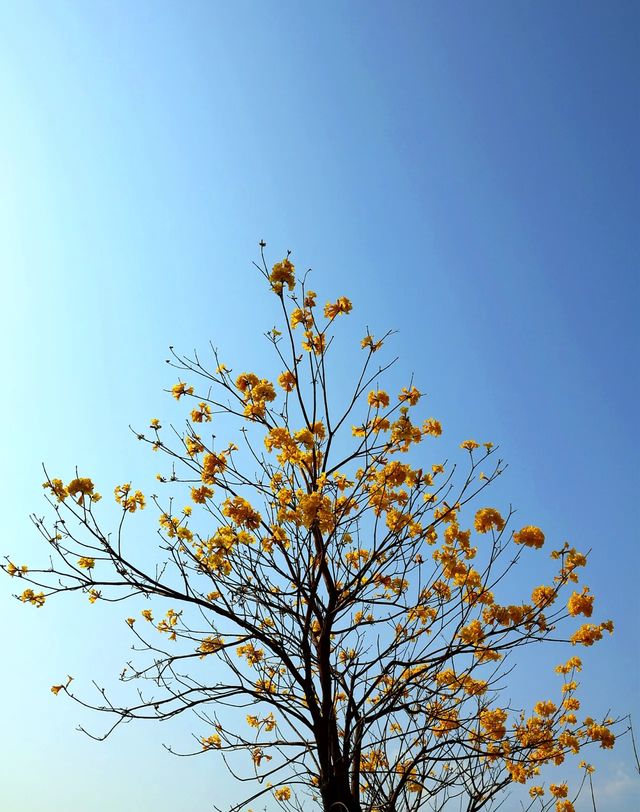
[277,370,297,391]
[67,477,95,504]
[274,787,292,802]
[570,622,613,647]
[191,485,214,503]
[458,619,485,646]
[141,609,153,622]
[531,585,556,608]
[460,439,479,451]
[474,508,506,534]
[301,330,326,354]
[201,452,227,483]
[324,296,352,319]
[550,783,568,798]
[50,685,64,696]
[398,386,421,405]
[43,478,68,501]
[290,307,313,329]
[222,496,262,530]
[368,390,390,409]
[20,589,46,607]
[505,761,526,783]
[114,483,146,512]
[555,656,582,674]
[191,402,212,423]
[534,700,557,717]
[236,642,265,666]
[361,333,383,352]
[77,557,95,570]
[423,418,443,436]
[567,587,594,617]
[198,636,224,657]
[585,723,615,748]
[201,734,222,750]
[479,707,507,740]
[185,435,205,456]
[513,525,545,549]
[269,258,295,293]
[6,561,27,577]
[171,381,194,399]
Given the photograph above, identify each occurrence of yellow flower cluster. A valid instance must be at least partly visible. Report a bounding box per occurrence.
[171,381,194,399]
[201,734,222,750]
[246,712,276,731]
[360,748,388,772]
[458,619,485,646]
[363,390,388,412]
[44,477,101,505]
[222,496,262,530]
[567,587,594,617]
[345,548,371,570]
[534,700,557,717]
[236,642,265,666]
[198,636,225,657]
[584,721,615,748]
[235,373,276,420]
[555,656,582,674]
[531,584,556,608]
[67,477,99,504]
[6,562,28,577]
[191,485,214,504]
[20,588,46,607]
[290,307,313,329]
[434,669,487,696]
[191,402,212,422]
[301,330,326,355]
[277,370,297,391]
[474,508,506,534]
[157,608,181,640]
[513,525,545,549]
[479,707,508,740]
[114,483,145,512]
[269,258,295,294]
[42,478,68,501]
[324,296,352,319]
[361,333,384,352]
[398,386,421,405]
[193,527,244,576]
[423,418,443,436]
[570,621,613,647]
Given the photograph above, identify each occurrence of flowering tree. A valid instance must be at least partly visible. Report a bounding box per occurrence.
[5,248,622,812]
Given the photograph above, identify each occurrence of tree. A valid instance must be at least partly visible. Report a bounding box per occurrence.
[5,247,623,812]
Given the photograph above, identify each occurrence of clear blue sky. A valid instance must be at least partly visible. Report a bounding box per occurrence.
[1,2,638,810]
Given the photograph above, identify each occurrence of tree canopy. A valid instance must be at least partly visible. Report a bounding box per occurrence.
[4,248,622,812]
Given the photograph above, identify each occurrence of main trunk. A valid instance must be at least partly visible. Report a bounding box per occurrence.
[320,773,363,812]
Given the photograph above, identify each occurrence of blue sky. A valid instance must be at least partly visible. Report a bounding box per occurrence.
[1,2,638,810]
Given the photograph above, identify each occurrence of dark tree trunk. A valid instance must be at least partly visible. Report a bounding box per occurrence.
[320,773,363,812]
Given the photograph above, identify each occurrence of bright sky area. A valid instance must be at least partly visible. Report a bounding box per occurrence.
[0,2,638,811]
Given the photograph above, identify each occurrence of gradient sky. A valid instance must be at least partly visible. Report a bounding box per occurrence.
[1,2,638,811]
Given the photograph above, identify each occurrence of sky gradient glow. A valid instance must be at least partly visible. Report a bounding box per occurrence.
[1,2,638,811]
